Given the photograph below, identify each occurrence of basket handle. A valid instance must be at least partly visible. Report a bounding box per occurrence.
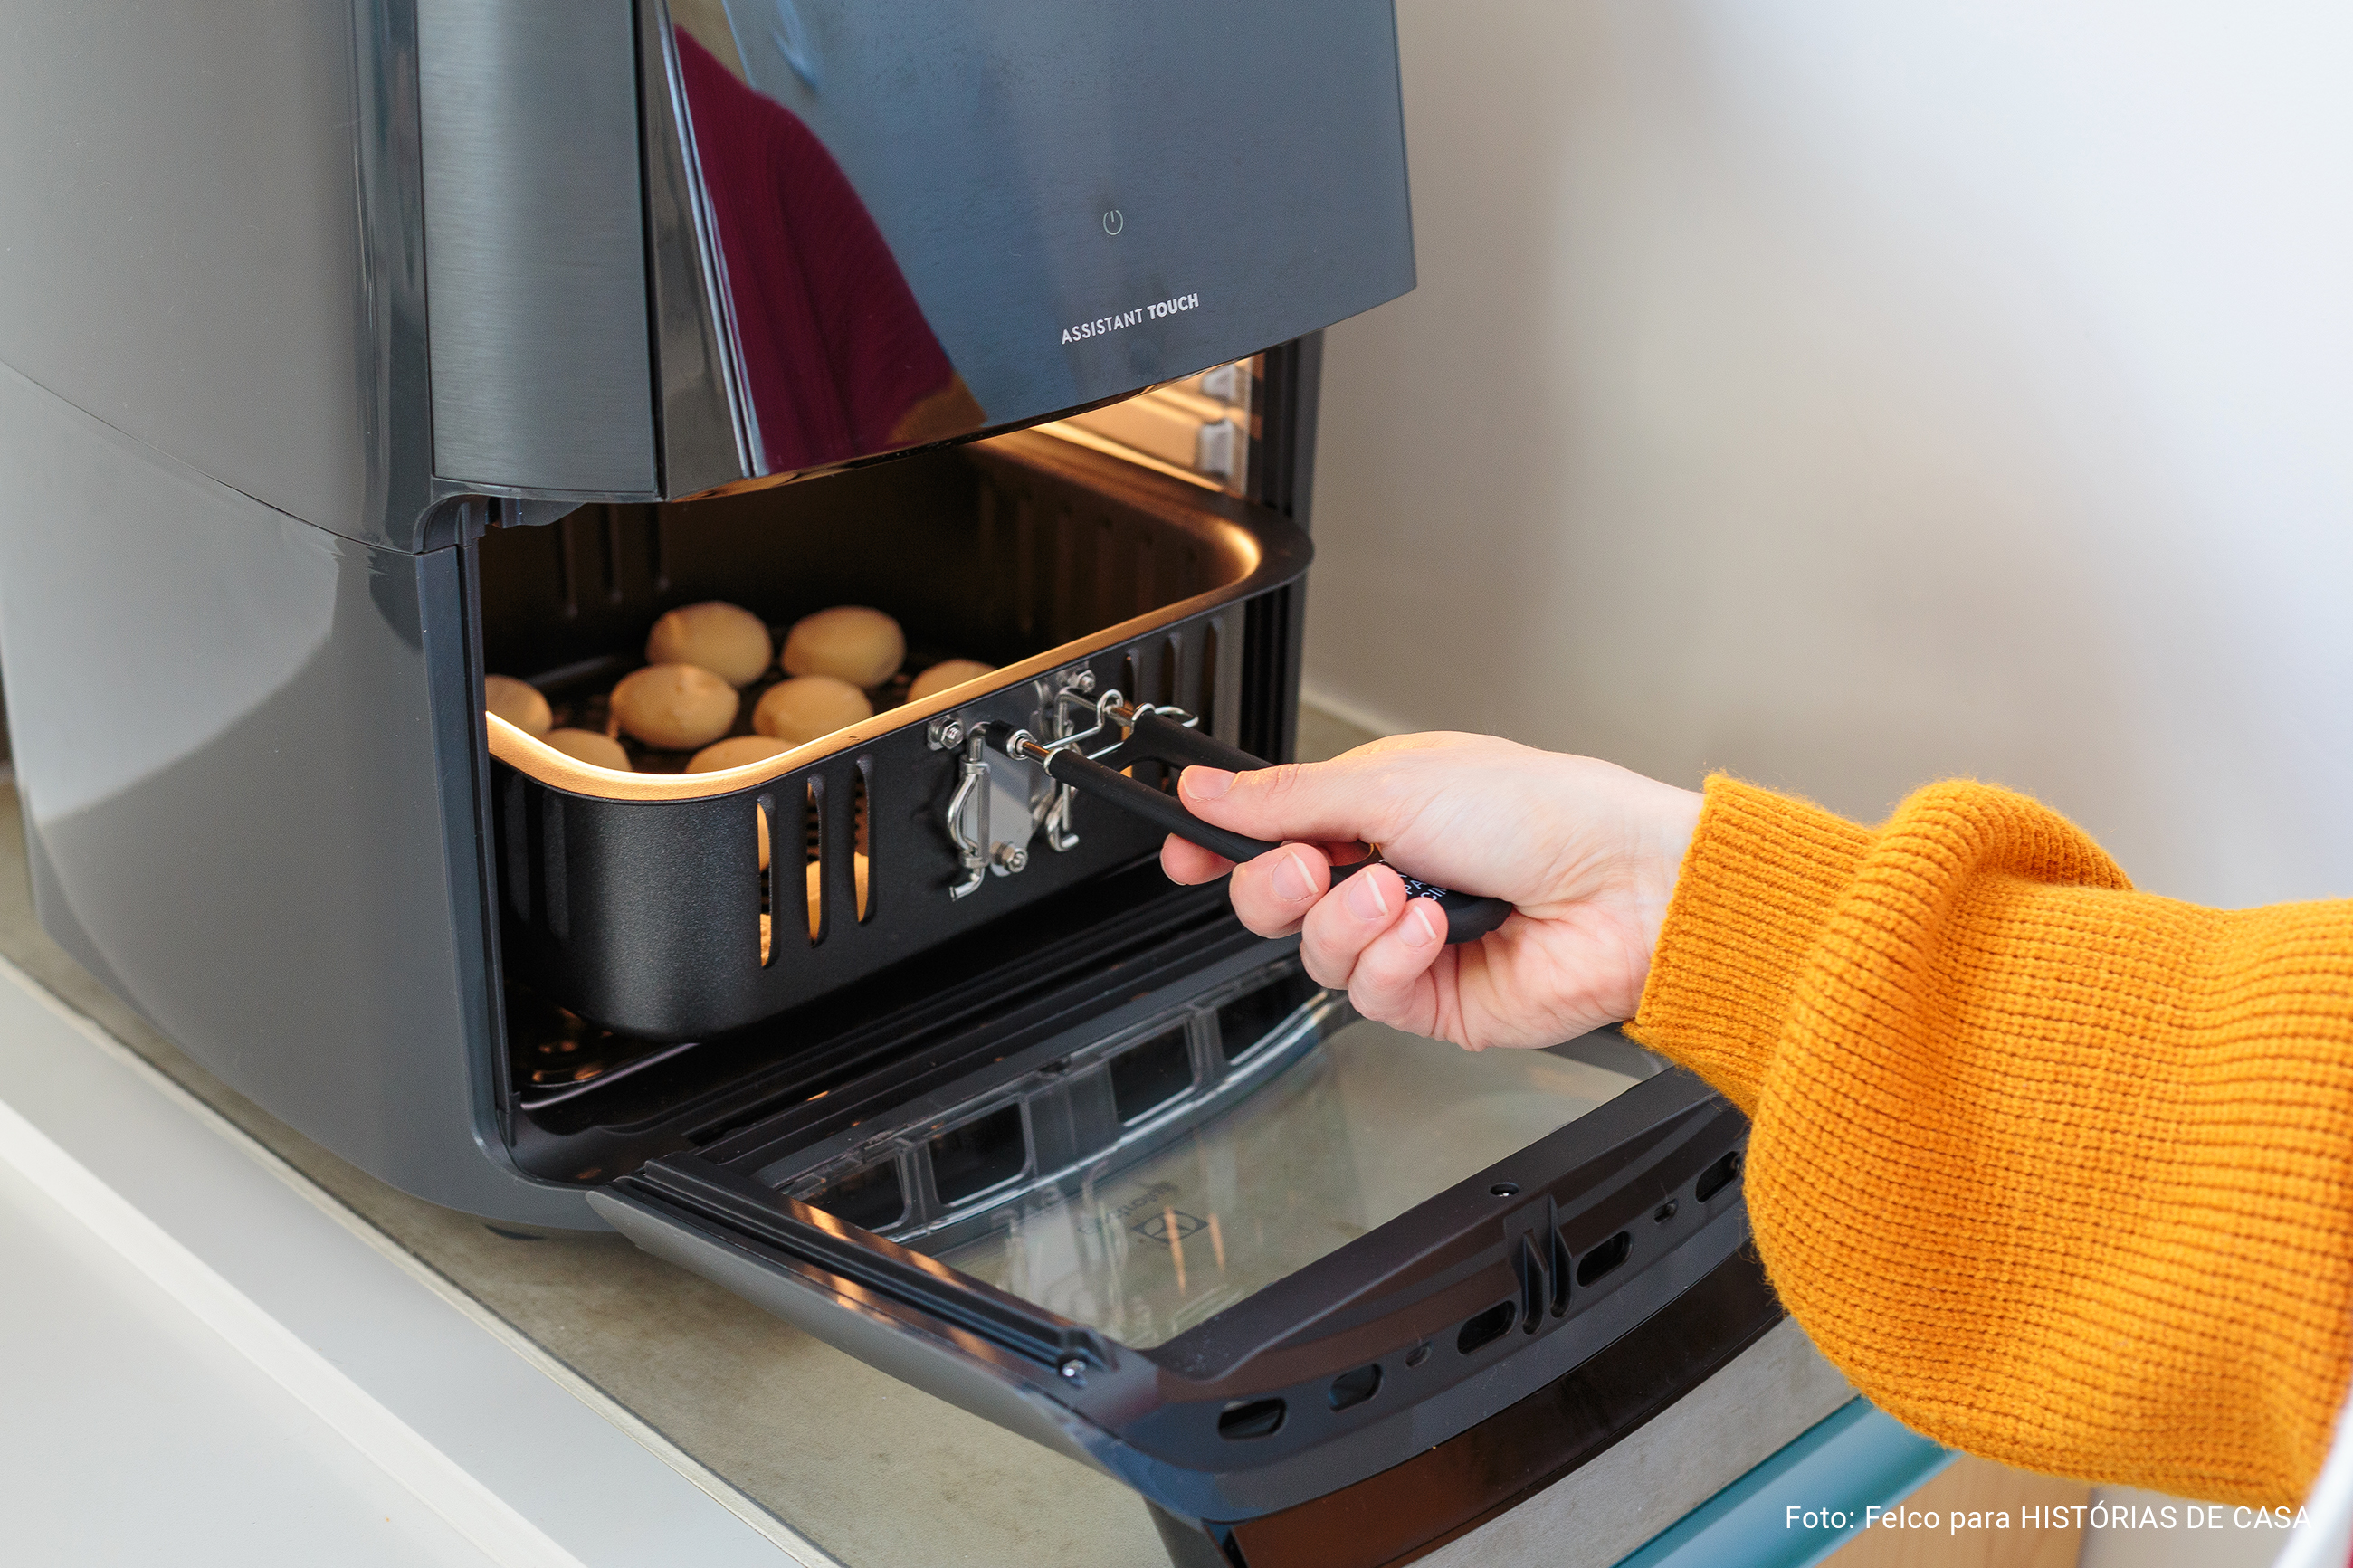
[1018,718,1513,945]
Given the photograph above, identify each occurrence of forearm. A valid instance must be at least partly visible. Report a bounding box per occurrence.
[1630,776,2353,1505]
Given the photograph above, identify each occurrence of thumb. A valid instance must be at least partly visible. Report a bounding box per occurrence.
[1177,757,1421,848]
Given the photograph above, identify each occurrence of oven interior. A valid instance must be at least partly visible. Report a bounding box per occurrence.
[475,431,1309,1187]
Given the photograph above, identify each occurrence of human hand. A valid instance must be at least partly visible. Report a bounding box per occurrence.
[1158,733,1702,1049]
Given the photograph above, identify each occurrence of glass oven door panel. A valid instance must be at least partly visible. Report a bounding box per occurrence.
[597,1012,1756,1535]
[924,1019,1650,1349]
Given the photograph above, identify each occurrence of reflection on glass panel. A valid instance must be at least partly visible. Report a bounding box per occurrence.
[672,23,983,474]
[654,0,1414,482]
[925,1019,1643,1349]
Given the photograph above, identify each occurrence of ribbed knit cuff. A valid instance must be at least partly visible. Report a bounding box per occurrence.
[1628,775,1873,1113]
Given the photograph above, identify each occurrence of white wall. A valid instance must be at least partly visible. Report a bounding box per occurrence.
[1307,1,2353,908]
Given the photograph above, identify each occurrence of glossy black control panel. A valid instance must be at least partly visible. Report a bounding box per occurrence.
[665,0,1413,485]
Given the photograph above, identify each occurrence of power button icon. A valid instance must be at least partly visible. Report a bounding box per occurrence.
[1102,209,1123,236]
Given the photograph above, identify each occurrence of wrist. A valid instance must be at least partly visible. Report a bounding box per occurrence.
[1628,776,1873,1109]
[1635,784,1706,960]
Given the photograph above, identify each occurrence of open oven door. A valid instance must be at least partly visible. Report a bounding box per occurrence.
[591,960,1782,1568]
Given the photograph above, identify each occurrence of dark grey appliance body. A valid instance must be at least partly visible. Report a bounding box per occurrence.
[0,5,1776,1563]
[0,0,1410,1222]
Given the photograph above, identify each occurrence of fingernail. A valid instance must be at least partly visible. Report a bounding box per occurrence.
[1344,871,1391,921]
[1400,902,1442,947]
[1271,851,1313,903]
[1186,766,1233,800]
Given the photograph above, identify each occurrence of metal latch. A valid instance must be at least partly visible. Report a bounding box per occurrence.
[945,686,1519,940]
[942,727,1048,899]
[933,673,1102,900]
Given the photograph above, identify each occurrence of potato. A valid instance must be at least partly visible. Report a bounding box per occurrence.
[681,737,798,869]
[753,675,872,746]
[781,606,904,688]
[609,662,738,750]
[908,659,994,702]
[646,601,773,688]
[483,674,552,737]
[761,852,869,957]
[687,735,794,774]
[805,852,871,934]
[542,728,631,771]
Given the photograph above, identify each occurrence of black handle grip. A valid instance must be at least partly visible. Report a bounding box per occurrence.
[1125,710,1275,774]
[1405,880,1514,943]
[1044,750,1275,865]
[1039,725,1514,945]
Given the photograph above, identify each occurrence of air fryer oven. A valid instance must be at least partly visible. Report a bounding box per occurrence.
[0,4,1778,1564]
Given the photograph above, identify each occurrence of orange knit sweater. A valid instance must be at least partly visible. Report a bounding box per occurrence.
[1628,776,2353,1506]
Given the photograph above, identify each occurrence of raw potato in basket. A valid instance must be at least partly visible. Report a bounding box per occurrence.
[647,601,773,688]
[610,662,738,751]
[909,659,994,702]
[782,606,904,688]
[685,735,799,873]
[754,676,872,746]
[806,853,870,931]
[687,735,795,774]
[756,853,872,961]
[483,674,553,737]
[544,728,631,771]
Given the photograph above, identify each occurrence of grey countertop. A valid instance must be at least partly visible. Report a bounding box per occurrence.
[0,706,1853,1567]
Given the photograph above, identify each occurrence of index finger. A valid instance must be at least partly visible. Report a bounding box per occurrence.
[1178,758,1424,852]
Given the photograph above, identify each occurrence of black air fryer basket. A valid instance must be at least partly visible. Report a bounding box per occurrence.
[481,433,1312,1044]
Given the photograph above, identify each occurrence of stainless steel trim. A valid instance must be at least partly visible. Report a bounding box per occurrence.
[416,0,658,495]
